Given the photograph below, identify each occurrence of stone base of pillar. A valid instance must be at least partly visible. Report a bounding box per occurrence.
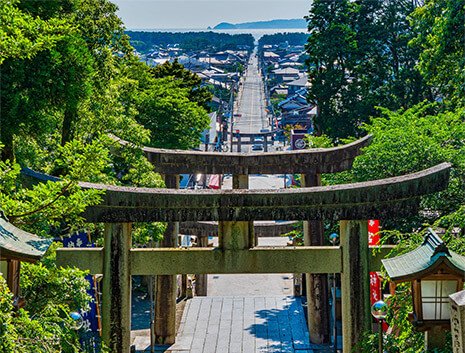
[195,274,207,296]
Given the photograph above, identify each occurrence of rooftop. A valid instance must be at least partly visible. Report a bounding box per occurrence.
[0,212,53,262]
[382,229,465,282]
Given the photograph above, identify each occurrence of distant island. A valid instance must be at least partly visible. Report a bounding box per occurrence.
[213,19,306,30]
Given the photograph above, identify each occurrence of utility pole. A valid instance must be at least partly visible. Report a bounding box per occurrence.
[229,65,238,152]
[229,79,234,152]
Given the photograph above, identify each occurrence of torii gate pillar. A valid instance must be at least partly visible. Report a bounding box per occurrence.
[155,174,179,344]
[101,222,132,353]
[340,220,371,353]
[219,175,255,250]
[302,173,331,344]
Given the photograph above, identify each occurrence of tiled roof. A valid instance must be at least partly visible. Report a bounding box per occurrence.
[0,213,53,262]
[382,229,465,282]
[288,75,310,87]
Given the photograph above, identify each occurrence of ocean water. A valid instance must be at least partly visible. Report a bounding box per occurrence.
[127,28,307,42]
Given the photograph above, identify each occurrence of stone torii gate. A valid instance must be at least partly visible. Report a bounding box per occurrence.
[228,131,277,152]
[50,161,450,353]
[115,134,372,345]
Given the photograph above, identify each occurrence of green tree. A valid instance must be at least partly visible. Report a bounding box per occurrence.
[378,0,433,109]
[0,139,106,235]
[150,59,212,111]
[324,102,465,232]
[410,0,465,104]
[181,37,211,51]
[0,0,147,162]
[126,31,254,52]
[1,1,95,161]
[135,77,210,150]
[64,0,147,146]
[0,0,69,62]
[0,140,109,352]
[0,1,171,349]
[318,102,464,351]
[0,248,97,353]
[0,0,92,162]
[0,140,105,351]
[258,32,309,48]
[305,0,363,138]
[305,0,430,140]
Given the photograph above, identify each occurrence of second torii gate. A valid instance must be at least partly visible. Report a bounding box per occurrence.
[49,162,451,353]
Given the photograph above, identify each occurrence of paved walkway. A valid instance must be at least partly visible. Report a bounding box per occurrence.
[167,296,312,353]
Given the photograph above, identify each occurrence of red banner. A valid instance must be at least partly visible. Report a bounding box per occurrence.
[369,219,380,304]
[369,220,388,330]
[368,219,380,246]
[370,272,381,305]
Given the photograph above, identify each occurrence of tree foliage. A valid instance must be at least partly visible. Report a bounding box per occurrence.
[135,77,210,150]
[150,59,212,111]
[0,1,207,350]
[410,0,465,104]
[126,31,254,53]
[1,0,211,160]
[0,0,148,162]
[0,244,97,353]
[305,0,430,139]
[0,139,106,236]
[1,22,94,160]
[322,2,464,351]
[322,103,465,232]
[0,0,70,62]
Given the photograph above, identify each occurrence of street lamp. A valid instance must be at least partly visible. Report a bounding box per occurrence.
[329,233,339,353]
[371,300,388,353]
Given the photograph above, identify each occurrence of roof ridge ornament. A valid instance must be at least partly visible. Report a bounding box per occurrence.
[424,228,451,258]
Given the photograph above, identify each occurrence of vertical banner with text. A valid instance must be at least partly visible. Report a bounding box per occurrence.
[368,220,380,305]
[368,219,380,246]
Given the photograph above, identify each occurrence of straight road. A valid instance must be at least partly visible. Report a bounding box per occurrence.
[231,51,270,152]
[209,49,292,297]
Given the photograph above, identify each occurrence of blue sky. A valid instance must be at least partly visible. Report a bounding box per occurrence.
[112,0,311,29]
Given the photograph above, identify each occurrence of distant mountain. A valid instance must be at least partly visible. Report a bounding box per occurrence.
[214,22,237,30]
[213,19,306,30]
